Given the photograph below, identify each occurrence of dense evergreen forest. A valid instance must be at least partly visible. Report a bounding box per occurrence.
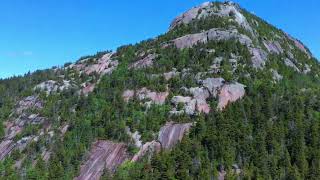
[0,1,320,180]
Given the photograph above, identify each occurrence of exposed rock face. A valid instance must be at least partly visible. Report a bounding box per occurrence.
[122,90,135,102]
[15,95,43,114]
[34,80,75,94]
[0,95,48,161]
[217,83,246,110]
[70,53,118,75]
[131,140,161,162]
[129,54,157,69]
[284,58,300,72]
[136,88,169,105]
[170,1,253,33]
[125,127,142,148]
[158,122,192,150]
[249,47,268,68]
[170,96,197,115]
[0,140,15,160]
[185,87,211,114]
[41,150,51,162]
[263,40,284,54]
[285,33,311,58]
[122,88,169,108]
[173,28,252,49]
[303,64,311,74]
[201,78,225,97]
[270,69,283,81]
[170,77,245,114]
[76,141,130,180]
[171,28,267,69]
[163,68,180,80]
[131,122,193,162]
[80,83,96,96]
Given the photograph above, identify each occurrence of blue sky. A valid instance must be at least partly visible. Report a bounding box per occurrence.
[0,0,319,78]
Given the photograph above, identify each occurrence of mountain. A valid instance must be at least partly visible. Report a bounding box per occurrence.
[0,1,320,179]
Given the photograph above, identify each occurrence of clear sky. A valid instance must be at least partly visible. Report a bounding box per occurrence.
[0,0,319,78]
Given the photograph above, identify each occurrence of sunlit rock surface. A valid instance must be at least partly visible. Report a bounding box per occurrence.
[170,1,253,33]
[217,83,246,110]
[129,54,157,69]
[131,140,161,162]
[76,140,130,180]
[158,122,193,149]
[70,53,118,75]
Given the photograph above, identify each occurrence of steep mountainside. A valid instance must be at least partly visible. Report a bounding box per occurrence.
[0,1,320,179]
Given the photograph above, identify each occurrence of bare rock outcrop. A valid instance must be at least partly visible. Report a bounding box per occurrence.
[129,54,157,69]
[173,28,252,49]
[158,122,193,150]
[70,53,118,75]
[270,69,283,82]
[171,27,267,69]
[217,83,246,110]
[0,140,15,160]
[263,40,284,54]
[284,58,300,72]
[285,33,311,58]
[170,1,253,33]
[131,122,192,162]
[200,77,225,97]
[34,80,75,95]
[163,68,180,80]
[15,95,43,115]
[303,64,311,74]
[170,96,197,115]
[0,96,49,161]
[122,88,169,108]
[122,90,135,102]
[131,140,161,162]
[76,141,130,180]
[80,83,96,96]
[170,77,245,114]
[125,127,142,148]
[249,47,268,68]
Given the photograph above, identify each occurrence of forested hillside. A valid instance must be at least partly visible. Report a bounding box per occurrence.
[0,1,320,179]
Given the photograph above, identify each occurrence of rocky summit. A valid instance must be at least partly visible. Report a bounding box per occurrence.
[0,1,319,180]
